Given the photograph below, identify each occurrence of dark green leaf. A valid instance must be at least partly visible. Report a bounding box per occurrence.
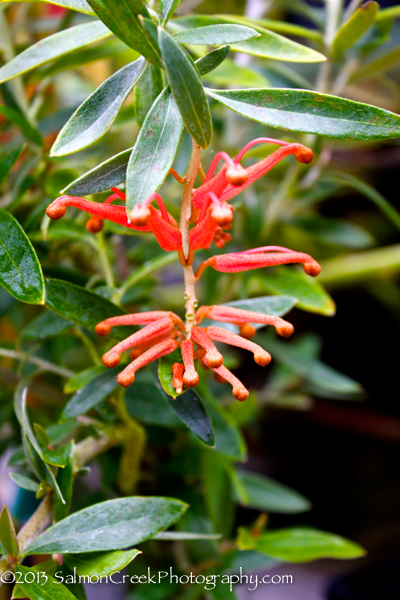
[22,497,188,555]
[237,526,366,562]
[51,58,145,156]
[21,311,72,341]
[54,442,74,522]
[126,87,183,212]
[62,148,132,196]
[0,106,43,146]
[333,1,379,57]
[64,548,140,577]
[154,373,214,446]
[159,0,181,25]
[234,470,311,513]
[45,278,131,337]
[0,22,111,83]
[62,368,119,419]
[0,506,19,558]
[64,366,106,394]
[134,64,164,128]
[195,46,230,76]
[159,28,212,148]
[288,215,374,249]
[15,566,79,600]
[0,146,24,188]
[86,0,162,66]
[265,335,363,396]
[0,209,45,304]
[257,268,336,316]
[206,88,400,140]
[174,25,259,46]
[9,472,40,493]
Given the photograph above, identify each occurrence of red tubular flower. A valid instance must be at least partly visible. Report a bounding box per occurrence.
[196,305,294,337]
[195,246,321,280]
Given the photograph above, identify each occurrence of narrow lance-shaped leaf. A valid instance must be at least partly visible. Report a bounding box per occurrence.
[22,497,188,555]
[206,88,400,140]
[51,58,145,157]
[333,1,380,57]
[0,146,24,188]
[126,87,183,212]
[237,526,366,562]
[0,209,45,304]
[62,148,132,196]
[0,1,96,15]
[173,24,260,46]
[0,22,112,84]
[86,0,162,66]
[159,0,182,25]
[159,28,212,149]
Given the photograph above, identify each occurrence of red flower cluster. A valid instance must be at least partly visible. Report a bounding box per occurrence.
[46,137,320,400]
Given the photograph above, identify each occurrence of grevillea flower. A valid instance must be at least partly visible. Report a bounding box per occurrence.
[46,137,320,400]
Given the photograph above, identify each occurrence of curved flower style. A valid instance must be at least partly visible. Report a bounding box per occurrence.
[46,137,320,400]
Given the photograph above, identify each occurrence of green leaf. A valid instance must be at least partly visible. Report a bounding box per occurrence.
[205,88,400,140]
[0,506,19,558]
[45,278,131,336]
[86,0,162,66]
[258,267,336,316]
[174,16,326,62]
[0,209,45,304]
[288,215,374,249]
[0,22,112,84]
[174,25,259,46]
[159,28,212,149]
[265,335,363,397]
[202,58,269,88]
[51,58,145,157]
[54,442,74,522]
[9,472,40,493]
[126,87,183,212]
[22,496,188,555]
[15,566,80,600]
[234,470,311,513]
[64,548,140,577]
[0,146,24,188]
[0,1,95,15]
[237,526,366,562]
[62,368,119,419]
[62,148,132,196]
[159,0,181,25]
[154,372,214,446]
[195,45,230,76]
[134,64,164,128]
[333,1,379,57]
[64,365,105,394]
[21,311,73,341]
[0,106,43,146]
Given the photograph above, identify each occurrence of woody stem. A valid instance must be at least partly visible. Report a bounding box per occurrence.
[180,139,201,334]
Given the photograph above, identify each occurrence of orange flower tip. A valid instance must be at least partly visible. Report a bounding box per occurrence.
[183,371,200,388]
[117,372,135,387]
[129,204,151,226]
[46,202,65,220]
[277,322,294,338]
[210,205,233,228]
[205,349,223,369]
[226,164,248,186]
[254,351,271,367]
[233,385,249,401]
[102,352,120,368]
[95,323,111,337]
[86,216,104,233]
[294,145,314,164]
[304,261,321,277]
[239,324,257,339]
